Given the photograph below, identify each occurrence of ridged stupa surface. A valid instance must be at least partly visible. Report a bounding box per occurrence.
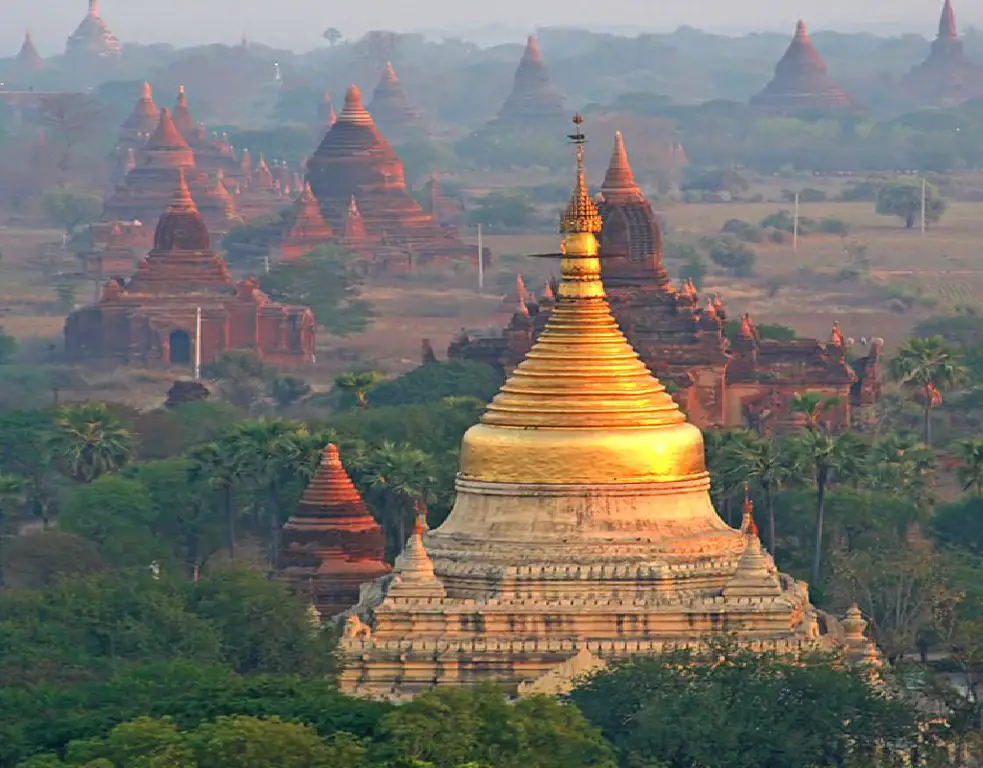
[905,0,983,106]
[117,83,160,151]
[339,121,862,699]
[750,21,857,113]
[368,62,425,141]
[276,183,335,261]
[65,0,121,59]
[66,171,315,367]
[492,36,566,125]
[280,445,391,617]
[306,86,473,265]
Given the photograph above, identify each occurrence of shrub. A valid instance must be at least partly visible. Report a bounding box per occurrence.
[819,216,851,235]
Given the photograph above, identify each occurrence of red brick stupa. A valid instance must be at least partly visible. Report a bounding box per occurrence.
[15,32,45,73]
[103,108,239,237]
[65,0,121,60]
[368,62,425,142]
[306,85,475,266]
[274,183,335,261]
[905,1,983,106]
[280,444,391,618]
[66,171,315,367]
[750,21,858,113]
[492,35,566,126]
[117,83,160,151]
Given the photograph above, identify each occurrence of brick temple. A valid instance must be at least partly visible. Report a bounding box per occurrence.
[449,131,879,431]
[102,107,240,242]
[750,21,858,113]
[905,0,983,107]
[491,35,566,126]
[368,62,425,142]
[13,32,45,77]
[279,444,391,618]
[306,85,477,267]
[66,171,315,367]
[65,0,121,60]
[273,182,335,261]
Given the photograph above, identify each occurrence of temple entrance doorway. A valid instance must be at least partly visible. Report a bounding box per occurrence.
[169,330,191,365]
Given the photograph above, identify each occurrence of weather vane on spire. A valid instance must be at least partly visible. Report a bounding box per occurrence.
[568,113,587,170]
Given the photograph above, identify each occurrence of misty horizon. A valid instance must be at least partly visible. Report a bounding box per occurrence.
[5,0,983,56]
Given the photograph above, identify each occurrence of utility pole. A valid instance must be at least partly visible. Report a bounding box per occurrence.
[477,223,484,295]
[793,192,800,253]
[263,252,270,274]
[194,306,202,382]
[920,177,927,236]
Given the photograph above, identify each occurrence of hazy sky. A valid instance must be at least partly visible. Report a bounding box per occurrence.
[5,0,980,56]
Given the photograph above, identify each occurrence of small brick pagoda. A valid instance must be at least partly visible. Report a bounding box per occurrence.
[65,0,121,60]
[14,32,45,75]
[449,130,878,431]
[273,183,335,261]
[280,444,391,618]
[103,108,240,239]
[491,35,566,126]
[306,85,476,266]
[750,21,858,113]
[904,0,983,107]
[368,62,425,142]
[166,86,243,182]
[116,83,160,154]
[66,171,315,367]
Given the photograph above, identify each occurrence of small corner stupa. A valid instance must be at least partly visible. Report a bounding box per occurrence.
[67,170,315,367]
[905,0,983,106]
[280,444,391,618]
[274,183,335,262]
[491,35,566,126]
[14,32,45,74]
[306,85,475,267]
[368,62,425,141]
[338,115,865,699]
[65,0,121,60]
[750,21,858,113]
[116,83,160,153]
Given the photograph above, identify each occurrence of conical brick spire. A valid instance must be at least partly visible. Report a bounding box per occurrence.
[67,0,121,60]
[750,20,856,113]
[279,182,334,261]
[940,0,958,40]
[118,82,160,146]
[600,131,642,203]
[280,444,391,616]
[15,32,45,72]
[145,168,213,255]
[494,35,566,124]
[172,85,194,139]
[369,61,423,140]
[145,108,192,152]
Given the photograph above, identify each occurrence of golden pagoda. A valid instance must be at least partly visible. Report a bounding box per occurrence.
[338,116,872,699]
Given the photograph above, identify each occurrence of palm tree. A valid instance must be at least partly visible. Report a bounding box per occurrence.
[790,392,841,433]
[788,429,868,588]
[49,403,135,483]
[954,439,983,497]
[889,336,968,446]
[228,419,311,569]
[868,433,935,507]
[359,441,437,557]
[704,428,752,526]
[0,474,25,588]
[724,432,801,554]
[187,440,245,561]
[334,371,383,409]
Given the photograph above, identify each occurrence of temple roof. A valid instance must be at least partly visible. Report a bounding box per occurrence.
[494,35,566,123]
[119,82,160,139]
[297,444,372,521]
[151,169,211,252]
[750,20,857,113]
[66,0,121,59]
[600,131,643,204]
[172,86,195,140]
[906,0,983,106]
[368,61,423,136]
[940,0,958,40]
[15,32,45,72]
[146,107,191,152]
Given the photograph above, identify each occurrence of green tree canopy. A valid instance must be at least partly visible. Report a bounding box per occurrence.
[875,178,946,229]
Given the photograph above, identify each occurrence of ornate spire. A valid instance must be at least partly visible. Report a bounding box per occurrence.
[167,168,196,214]
[16,32,45,71]
[740,484,758,537]
[338,85,375,126]
[172,86,194,138]
[940,0,958,41]
[524,35,543,64]
[142,81,152,100]
[151,169,211,253]
[542,280,555,302]
[600,130,642,202]
[89,0,99,16]
[559,114,602,235]
[387,503,445,601]
[384,61,398,83]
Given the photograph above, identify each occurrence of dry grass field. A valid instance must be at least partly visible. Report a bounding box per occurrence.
[2,190,983,406]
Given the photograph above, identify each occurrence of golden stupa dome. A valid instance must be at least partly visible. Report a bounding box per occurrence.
[458,118,707,487]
